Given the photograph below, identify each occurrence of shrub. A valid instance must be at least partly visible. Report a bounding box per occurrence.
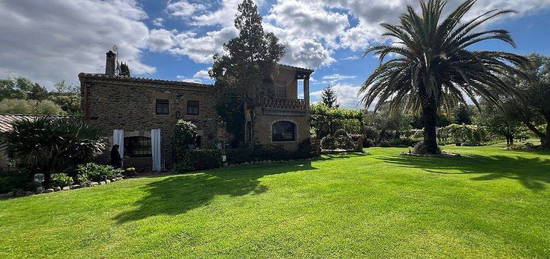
[0,99,65,115]
[0,171,33,193]
[5,117,105,183]
[363,138,374,148]
[226,147,254,164]
[123,167,137,177]
[175,150,223,173]
[76,163,119,183]
[174,120,197,148]
[50,173,74,187]
[381,138,418,147]
[321,135,337,150]
[296,138,314,159]
[413,142,441,155]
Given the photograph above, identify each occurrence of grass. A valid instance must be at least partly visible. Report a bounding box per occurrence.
[1,144,549,258]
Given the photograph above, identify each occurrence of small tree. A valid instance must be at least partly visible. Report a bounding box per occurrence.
[321,86,339,108]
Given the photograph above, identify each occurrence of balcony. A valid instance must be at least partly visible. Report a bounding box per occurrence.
[262,97,306,111]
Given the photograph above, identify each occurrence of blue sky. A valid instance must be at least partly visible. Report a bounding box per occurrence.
[1,0,550,108]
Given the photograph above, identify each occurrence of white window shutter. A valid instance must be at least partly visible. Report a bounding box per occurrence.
[151,129,162,172]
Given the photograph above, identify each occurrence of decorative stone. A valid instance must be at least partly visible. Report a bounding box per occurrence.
[90,182,99,186]
[36,187,44,194]
[62,186,71,191]
[105,180,111,184]
[71,184,81,189]
[53,186,61,192]
[99,181,106,185]
[45,189,54,193]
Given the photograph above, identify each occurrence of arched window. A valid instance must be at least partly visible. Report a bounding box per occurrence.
[272,121,296,142]
[124,136,152,157]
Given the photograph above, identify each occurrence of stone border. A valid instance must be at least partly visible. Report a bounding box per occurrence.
[0,176,125,199]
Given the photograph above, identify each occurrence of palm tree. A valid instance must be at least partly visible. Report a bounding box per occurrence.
[360,0,527,154]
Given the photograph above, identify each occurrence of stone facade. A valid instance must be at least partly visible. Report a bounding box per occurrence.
[79,52,313,171]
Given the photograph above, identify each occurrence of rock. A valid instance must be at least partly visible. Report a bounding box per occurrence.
[25,191,34,196]
[53,186,61,192]
[45,189,54,193]
[99,181,106,185]
[71,184,81,189]
[105,180,111,184]
[35,187,44,194]
[90,182,99,186]
[62,186,71,191]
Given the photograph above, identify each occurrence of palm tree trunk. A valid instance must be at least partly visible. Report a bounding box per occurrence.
[421,99,440,154]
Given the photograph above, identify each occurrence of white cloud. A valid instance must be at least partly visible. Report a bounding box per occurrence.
[266,0,349,47]
[148,29,175,52]
[0,0,155,89]
[322,74,356,82]
[170,27,237,63]
[193,69,211,80]
[341,55,361,61]
[176,69,213,84]
[167,0,207,18]
[152,17,164,27]
[311,84,363,109]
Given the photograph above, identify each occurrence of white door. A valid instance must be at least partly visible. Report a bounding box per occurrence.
[151,129,162,172]
[113,129,124,165]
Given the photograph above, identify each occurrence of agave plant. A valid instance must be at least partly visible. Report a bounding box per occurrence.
[4,117,106,182]
[360,0,528,154]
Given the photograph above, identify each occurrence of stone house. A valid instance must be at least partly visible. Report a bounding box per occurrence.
[79,51,313,171]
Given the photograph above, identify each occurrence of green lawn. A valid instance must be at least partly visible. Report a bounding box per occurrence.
[1,144,549,258]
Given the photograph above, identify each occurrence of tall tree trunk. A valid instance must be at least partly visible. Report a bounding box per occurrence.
[543,121,550,149]
[421,98,440,154]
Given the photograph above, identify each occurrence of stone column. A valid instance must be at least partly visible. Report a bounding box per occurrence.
[304,75,310,109]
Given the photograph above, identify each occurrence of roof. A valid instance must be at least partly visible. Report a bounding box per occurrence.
[0,114,70,133]
[278,64,314,74]
[78,73,213,88]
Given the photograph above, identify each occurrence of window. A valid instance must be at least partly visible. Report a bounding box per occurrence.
[272,121,296,142]
[156,99,169,115]
[124,136,152,157]
[187,100,199,115]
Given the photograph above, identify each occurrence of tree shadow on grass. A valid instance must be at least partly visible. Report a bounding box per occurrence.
[379,154,550,191]
[315,152,369,161]
[113,161,316,224]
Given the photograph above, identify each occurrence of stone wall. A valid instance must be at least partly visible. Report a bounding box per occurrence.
[79,74,219,170]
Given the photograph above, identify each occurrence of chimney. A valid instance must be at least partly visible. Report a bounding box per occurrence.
[105,51,116,76]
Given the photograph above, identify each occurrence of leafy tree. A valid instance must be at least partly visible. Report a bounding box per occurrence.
[513,54,550,148]
[0,99,65,115]
[453,104,472,125]
[54,81,79,94]
[5,117,106,183]
[321,86,339,108]
[478,99,523,146]
[310,104,363,139]
[0,77,35,100]
[210,0,285,147]
[28,83,48,101]
[360,0,527,154]
[50,81,81,114]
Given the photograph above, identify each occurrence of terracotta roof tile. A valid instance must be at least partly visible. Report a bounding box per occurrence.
[78,73,213,87]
